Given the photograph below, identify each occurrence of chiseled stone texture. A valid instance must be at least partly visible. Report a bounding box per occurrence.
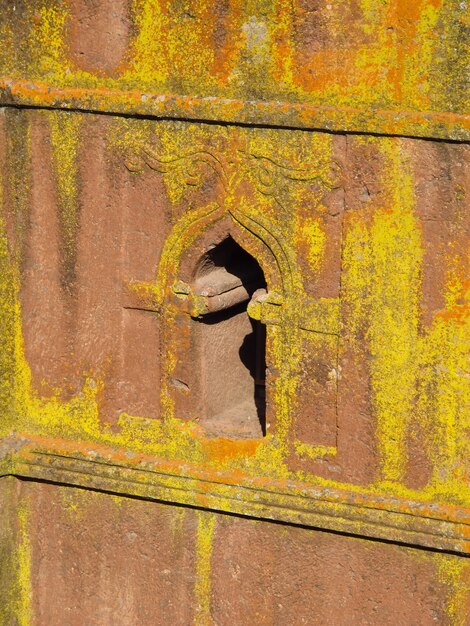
[21,480,454,626]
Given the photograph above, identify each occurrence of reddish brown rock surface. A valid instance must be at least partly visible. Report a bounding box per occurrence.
[0,2,469,624]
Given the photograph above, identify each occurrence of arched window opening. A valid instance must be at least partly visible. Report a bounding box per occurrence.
[192,236,267,438]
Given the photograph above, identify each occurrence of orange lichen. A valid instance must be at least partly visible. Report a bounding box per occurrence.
[0,1,468,138]
[0,2,469,617]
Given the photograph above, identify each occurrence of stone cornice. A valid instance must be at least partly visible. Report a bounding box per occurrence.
[1,433,469,555]
[1,78,469,142]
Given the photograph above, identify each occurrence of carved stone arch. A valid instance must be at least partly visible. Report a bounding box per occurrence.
[228,206,296,302]
[154,202,224,306]
[156,200,296,308]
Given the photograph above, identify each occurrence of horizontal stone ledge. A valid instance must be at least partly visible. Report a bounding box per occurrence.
[1,433,469,555]
[1,78,469,142]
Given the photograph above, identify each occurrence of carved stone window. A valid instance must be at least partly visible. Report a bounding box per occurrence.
[126,203,289,442]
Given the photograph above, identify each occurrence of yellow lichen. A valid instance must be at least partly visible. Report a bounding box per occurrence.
[0,5,468,618]
[28,3,69,81]
[16,501,32,626]
[416,269,470,500]
[0,206,16,429]
[0,112,469,626]
[0,0,466,141]
[298,217,326,276]
[402,2,441,108]
[294,442,337,460]
[49,111,82,287]
[438,556,470,626]
[194,511,216,626]
[369,140,422,483]
[5,109,31,266]
[127,0,169,87]
[170,508,187,540]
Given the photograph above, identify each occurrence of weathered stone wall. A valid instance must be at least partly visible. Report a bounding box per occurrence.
[4,478,467,626]
[0,2,469,624]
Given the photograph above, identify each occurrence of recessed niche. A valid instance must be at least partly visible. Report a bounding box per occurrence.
[192,237,267,438]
